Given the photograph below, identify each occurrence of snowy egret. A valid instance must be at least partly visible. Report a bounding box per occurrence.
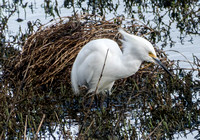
[71,28,172,95]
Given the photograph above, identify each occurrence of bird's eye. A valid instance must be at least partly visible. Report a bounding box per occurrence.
[149,52,156,58]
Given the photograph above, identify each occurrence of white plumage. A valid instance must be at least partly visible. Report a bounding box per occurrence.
[71,28,172,94]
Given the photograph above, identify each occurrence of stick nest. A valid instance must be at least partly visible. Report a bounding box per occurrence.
[3,15,172,92]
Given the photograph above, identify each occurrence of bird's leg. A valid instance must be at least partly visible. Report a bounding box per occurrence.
[96,92,108,110]
[94,93,99,108]
[99,92,106,110]
[106,90,110,108]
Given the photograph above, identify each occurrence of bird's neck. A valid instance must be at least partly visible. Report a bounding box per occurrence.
[114,53,142,79]
[124,54,142,74]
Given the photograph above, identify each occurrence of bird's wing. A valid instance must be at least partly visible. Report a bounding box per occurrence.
[72,39,122,92]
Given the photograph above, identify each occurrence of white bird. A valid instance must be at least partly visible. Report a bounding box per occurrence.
[71,28,172,95]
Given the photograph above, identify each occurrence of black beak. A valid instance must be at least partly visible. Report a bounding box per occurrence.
[152,57,173,77]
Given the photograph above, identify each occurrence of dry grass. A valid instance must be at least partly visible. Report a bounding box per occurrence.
[1,14,199,140]
[3,14,172,93]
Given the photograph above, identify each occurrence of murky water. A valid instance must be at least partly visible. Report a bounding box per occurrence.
[0,0,199,139]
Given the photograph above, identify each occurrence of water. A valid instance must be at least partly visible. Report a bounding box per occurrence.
[0,0,199,139]
[4,0,200,67]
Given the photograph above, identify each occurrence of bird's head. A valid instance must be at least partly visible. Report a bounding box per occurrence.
[119,28,173,77]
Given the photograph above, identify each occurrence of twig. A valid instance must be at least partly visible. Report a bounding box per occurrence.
[54,111,67,138]
[34,114,46,140]
[0,130,4,140]
[0,108,15,140]
[145,120,163,140]
[172,68,200,71]
[84,118,95,135]
[86,49,110,108]
[24,115,28,140]
[94,48,110,94]
[81,49,110,125]
[165,50,194,69]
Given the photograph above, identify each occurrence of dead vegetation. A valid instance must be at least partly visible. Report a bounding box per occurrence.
[1,14,199,139]
[3,14,172,93]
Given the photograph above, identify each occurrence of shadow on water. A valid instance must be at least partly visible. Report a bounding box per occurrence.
[0,0,200,139]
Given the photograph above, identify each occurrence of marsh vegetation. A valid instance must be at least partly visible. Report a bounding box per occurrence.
[0,0,199,139]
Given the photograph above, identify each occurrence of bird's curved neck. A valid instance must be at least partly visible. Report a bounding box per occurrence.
[113,53,142,80]
[122,54,142,76]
